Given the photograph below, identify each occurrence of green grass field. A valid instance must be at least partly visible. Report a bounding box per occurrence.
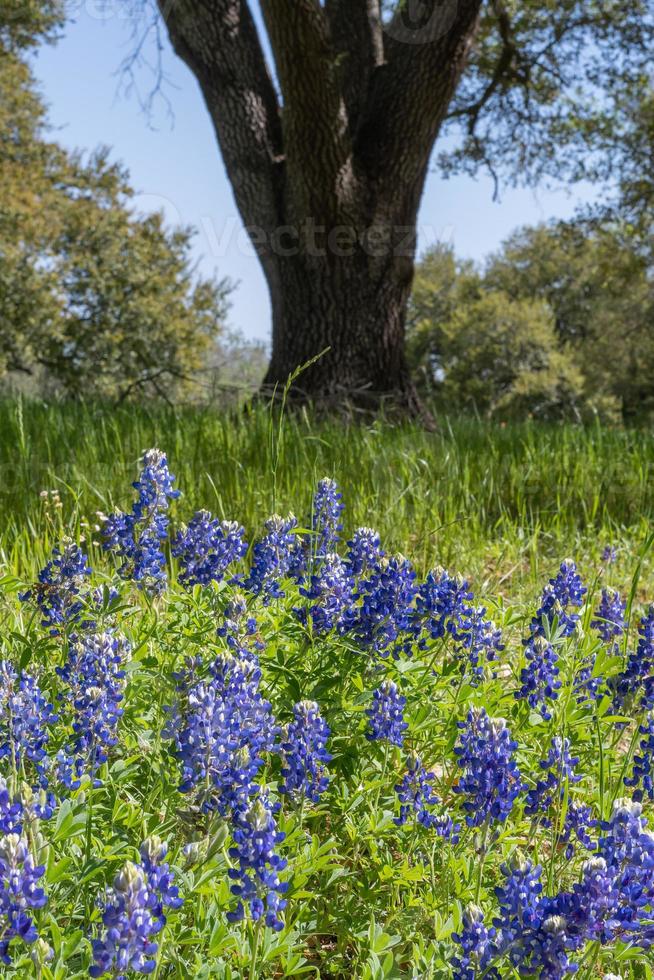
[2,398,653,595]
[3,399,654,977]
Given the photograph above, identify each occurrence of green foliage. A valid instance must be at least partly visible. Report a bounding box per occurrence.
[437,291,585,420]
[408,245,590,421]
[0,31,231,401]
[2,431,654,976]
[1,399,654,601]
[410,223,654,422]
[440,0,654,189]
[614,88,654,244]
[0,0,64,50]
[485,224,654,420]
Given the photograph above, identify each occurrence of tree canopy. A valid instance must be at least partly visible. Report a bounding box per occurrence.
[0,2,232,401]
[409,222,654,421]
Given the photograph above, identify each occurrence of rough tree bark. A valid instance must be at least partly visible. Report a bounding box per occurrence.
[156,0,483,413]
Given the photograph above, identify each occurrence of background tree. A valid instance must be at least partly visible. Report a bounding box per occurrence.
[127,0,654,411]
[0,3,232,401]
[407,245,590,420]
[486,225,654,421]
[409,226,653,422]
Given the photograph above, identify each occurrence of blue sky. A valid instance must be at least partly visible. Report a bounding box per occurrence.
[33,3,597,342]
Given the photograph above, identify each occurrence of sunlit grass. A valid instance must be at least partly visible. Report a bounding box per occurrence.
[0,398,652,596]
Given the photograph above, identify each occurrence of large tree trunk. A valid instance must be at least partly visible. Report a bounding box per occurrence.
[157,0,482,414]
[262,220,420,411]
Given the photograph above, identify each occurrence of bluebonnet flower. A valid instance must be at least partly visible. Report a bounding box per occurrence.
[516,799,654,960]
[394,753,439,828]
[296,553,353,634]
[452,905,499,980]
[217,594,263,663]
[351,555,417,659]
[165,653,277,814]
[411,567,473,646]
[591,588,626,643]
[366,680,408,747]
[345,527,384,578]
[492,862,580,978]
[454,708,524,828]
[609,604,654,714]
[20,542,92,634]
[242,514,299,603]
[0,780,54,836]
[0,834,47,965]
[227,794,288,931]
[138,837,183,914]
[463,798,654,973]
[103,449,179,594]
[516,634,561,720]
[455,606,504,681]
[532,559,586,638]
[90,837,182,978]
[309,478,343,561]
[494,859,543,949]
[601,545,618,564]
[631,605,654,709]
[516,913,577,979]
[524,738,594,857]
[172,512,247,588]
[394,753,460,839]
[626,711,654,800]
[525,738,581,818]
[576,798,654,946]
[55,632,127,789]
[0,663,57,786]
[0,780,23,835]
[573,656,603,705]
[562,802,596,858]
[279,700,331,803]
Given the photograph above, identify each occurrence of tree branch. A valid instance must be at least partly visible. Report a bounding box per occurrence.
[357,0,483,207]
[259,0,357,223]
[325,0,384,134]
[156,0,284,251]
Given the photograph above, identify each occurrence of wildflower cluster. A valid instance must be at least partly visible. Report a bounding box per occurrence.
[394,753,459,839]
[90,837,181,978]
[0,834,47,964]
[0,663,57,786]
[103,449,179,593]
[532,558,587,637]
[165,653,277,814]
[172,511,247,588]
[351,555,417,658]
[516,560,586,720]
[366,680,408,747]
[591,587,626,642]
[295,552,353,634]
[11,451,654,977]
[217,594,264,662]
[242,514,299,602]
[55,631,127,788]
[227,795,288,930]
[454,708,524,828]
[279,701,331,803]
[525,737,594,857]
[20,542,92,633]
[309,477,344,560]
